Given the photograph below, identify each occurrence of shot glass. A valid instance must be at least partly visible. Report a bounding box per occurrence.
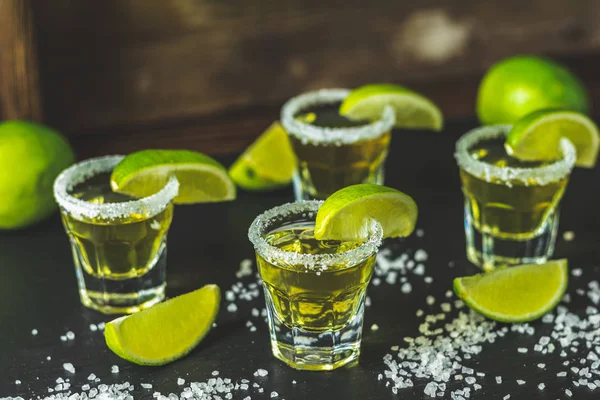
[455,125,576,271]
[281,89,395,200]
[53,155,179,314]
[248,200,382,370]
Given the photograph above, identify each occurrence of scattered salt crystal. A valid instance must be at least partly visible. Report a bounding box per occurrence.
[441,303,452,313]
[31,329,38,336]
[503,395,510,400]
[517,347,528,354]
[416,309,423,317]
[177,378,185,385]
[97,322,105,330]
[60,335,67,342]
[371,324,379,331]
[63,363,75,374]
[111,365,119,373]
[254,368,268,377]
[87,374,96,381]
[537,363,545,369]
[495,376,502,384]
[46,356,51,360]
[81,384,90,390]
[537,383,545,390]
[426,296,435,305]
[372,277,381,286]
[292,380,297,384]
[566,388,573,397]
[563,231,575,241]
[89,324,98,332]
[448,261,455,267]
[465,377,476,384]
[424,276,433,284]
[414,249,428,261]
[66,331,75,340]
[572,268,583,277]
[141,383,153,389]
[416,229,424,237]
[516,379,526,385]
[227,303,238,312]
[413,264,425,275]
[270,391,279,398]
[212,370,219,376]
[15,380,21,385]
[401,282,412,294]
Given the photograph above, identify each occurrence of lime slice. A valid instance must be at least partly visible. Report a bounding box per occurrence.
[314,184,418,241]
[111,150,235,204]
[454,259,568,323]
[228,122,296,191]
[477,55,590,125]
[506,109,600,168]
[104,284,220,366]
[339,84,443,131]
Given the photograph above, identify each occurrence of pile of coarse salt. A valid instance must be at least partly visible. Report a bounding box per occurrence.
[372,245,431,295]
[2,369,282,400]
[381,270,600,399]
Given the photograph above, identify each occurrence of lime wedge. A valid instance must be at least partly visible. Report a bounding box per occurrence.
[228,122,296,191]
[104,285,220,366]
[314,184,418,241]
[454,260,568,323]
[339,84,443,131]
[505,109,600,168]
[111,150,235,204]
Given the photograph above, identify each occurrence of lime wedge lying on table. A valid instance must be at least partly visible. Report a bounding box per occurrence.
[454,260,568,323]
[505,109,600,168]
[105,285,220,366]
[339,84,443,131]
[111,150,236,204]
[314,184,418,241]
[229,122,296,191]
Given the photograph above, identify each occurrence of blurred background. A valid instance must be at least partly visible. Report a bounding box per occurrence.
[3,0,600,158]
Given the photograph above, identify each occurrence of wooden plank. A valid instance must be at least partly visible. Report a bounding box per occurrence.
[0,0,42,121]
[32,0,600,138]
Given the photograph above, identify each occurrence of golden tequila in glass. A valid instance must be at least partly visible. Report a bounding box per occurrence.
[248,201,382,370]
[455,125,576,271]
[281,89,395,200]
[54,156,178,314]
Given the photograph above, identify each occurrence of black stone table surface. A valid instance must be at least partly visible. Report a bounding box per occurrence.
[1,120,599,399]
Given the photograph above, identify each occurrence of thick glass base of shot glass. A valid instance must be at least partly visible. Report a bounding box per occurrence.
[464,202,560,271]
[264,284,366,371]
[292,164,385,201]
[73,241,167,314]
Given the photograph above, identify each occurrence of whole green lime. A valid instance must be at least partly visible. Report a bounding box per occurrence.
[0,121,75,229]
[477,56,590,125]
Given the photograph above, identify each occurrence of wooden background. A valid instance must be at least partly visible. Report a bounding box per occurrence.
[3,0,600,157]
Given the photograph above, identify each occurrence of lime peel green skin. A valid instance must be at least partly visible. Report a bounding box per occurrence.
[477,56,590,125]
[340,84,443,131]
[506,108,600,168]
[453,260,568,323]
[0,121,75,229]
[104,284,221,366]
[111,150,235,204]
[314,184,418,241]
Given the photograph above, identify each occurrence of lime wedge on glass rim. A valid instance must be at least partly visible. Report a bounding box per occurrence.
[314,184,418,242]
[228,122,296,191]
[505,109,600,168]
[111,150,236,204]
[104,285,220,366]
[454,260,568,323]
[339,84,443,131]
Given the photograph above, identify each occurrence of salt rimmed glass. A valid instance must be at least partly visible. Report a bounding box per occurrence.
[54,155,179,314]
[455,125,576,270]
[281,89,395,200]
[248,200,382,370]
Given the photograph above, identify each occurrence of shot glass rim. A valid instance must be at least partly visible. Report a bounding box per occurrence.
[454,124,576,185]
[53,155,179,221]
[248,200,383,271]
[280,88,396,145]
